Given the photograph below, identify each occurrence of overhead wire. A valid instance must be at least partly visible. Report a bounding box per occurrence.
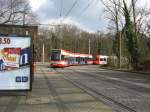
[47,0,96,28]
[79,0,97,17]
[64,0,79,17]
[31,0,97,27]
[59,0,63,17]
[79,0,93,16]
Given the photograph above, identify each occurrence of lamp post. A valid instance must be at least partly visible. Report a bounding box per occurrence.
[89,38,91,55]
[42,43,45,64]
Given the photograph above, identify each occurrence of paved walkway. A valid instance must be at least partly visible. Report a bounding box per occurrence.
[0,65,112,112]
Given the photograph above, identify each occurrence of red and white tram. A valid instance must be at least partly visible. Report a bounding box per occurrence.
[50,49,93,68]
[93,55,108,65]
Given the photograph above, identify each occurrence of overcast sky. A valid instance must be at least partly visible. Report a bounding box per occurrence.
[29,0,150,32]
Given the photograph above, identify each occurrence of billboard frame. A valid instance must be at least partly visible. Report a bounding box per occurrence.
[0,35,33,92]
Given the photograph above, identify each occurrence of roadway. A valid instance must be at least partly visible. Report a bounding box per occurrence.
[0,64,150,112]
[58,65,150,112]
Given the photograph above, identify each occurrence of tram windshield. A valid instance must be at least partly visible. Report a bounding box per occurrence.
[51,54,60,61]
[51,50,61,61]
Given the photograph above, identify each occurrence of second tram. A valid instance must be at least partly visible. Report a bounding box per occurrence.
[93,55,108,65]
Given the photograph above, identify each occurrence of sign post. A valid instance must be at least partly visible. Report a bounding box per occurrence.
[0,36,33,91]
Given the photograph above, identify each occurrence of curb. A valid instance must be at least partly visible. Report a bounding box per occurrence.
[101,68,150,75]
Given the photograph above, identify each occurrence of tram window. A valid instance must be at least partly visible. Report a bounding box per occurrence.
[76,57,80,62]
[100,58,104,61]
[63,55,70,60]
[51,54,60,61]
[104,58,106,61]
[85,57,90,61]
[61,55,64,60]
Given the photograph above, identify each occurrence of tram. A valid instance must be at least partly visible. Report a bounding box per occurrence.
[93,55,108,65]
[49,49,93,68]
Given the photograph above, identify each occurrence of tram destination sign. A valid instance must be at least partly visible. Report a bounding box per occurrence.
[0,36,32,91]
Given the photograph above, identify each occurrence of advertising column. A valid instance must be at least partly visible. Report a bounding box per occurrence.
[0,36,32,91]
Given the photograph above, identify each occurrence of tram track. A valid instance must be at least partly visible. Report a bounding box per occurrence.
[58,70,137,112]
[76,70,150,97]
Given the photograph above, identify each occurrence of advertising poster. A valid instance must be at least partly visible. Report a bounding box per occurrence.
[0,36,32,91]
[3,48,21,68]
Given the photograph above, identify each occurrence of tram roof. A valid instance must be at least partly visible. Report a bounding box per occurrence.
[51,49,92,58]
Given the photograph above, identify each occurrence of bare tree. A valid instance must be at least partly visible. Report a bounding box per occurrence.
[100,0,123,31]
[99,0,124,68]
[0,0,37,25]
